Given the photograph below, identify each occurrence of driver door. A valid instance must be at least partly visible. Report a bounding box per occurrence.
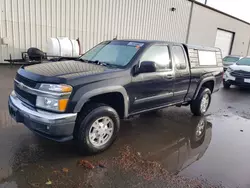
[128,44,175,113]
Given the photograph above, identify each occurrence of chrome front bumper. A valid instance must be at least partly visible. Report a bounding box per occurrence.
[8,91,77,142]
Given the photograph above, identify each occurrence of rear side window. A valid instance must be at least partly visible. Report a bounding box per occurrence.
[172,46,187,70]
[198,51,217,66]
[140,45,171,71]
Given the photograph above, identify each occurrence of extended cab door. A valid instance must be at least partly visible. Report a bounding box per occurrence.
[171,45,190,102]
[129,44,175,113]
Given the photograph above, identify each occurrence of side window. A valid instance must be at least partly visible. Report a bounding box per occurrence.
[198,50,217,66]
[172,46,187,70]
[140,45,171,71]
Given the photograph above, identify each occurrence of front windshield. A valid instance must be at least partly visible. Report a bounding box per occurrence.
[79,41,144,67]
[223,56,240,62]
[237,58,250,66]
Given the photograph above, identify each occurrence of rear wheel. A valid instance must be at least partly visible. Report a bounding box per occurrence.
[190,87,211,116]
[223,80,231,89]
[75,103,120,154]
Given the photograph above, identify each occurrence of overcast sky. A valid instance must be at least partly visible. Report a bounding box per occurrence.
[196,0,250,23]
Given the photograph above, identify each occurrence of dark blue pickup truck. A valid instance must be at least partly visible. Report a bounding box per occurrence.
[9,40,223,154]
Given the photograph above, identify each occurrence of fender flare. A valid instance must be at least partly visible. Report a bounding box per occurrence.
[193,77,216,99]
[74,86,129,118]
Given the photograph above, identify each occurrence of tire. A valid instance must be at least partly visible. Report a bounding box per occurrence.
[223,80,231,89]
[74,103,120,154]
[190,87,211,116]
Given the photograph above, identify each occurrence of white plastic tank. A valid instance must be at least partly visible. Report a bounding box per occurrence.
[47,37,80,57]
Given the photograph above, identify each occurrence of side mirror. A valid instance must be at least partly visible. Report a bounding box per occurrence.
[136,61,157,74]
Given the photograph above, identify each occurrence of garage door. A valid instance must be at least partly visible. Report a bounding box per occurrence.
[214,29,234,58]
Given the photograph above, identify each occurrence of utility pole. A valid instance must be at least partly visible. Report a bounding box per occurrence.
[205,0,208,5]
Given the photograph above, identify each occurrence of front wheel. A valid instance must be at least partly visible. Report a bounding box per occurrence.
[190,87,211,116]
[75,103,120,154]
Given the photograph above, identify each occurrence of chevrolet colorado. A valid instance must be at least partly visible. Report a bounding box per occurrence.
[9,40,223,154]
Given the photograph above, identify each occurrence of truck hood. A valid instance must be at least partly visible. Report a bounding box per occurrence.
[16,60,125,85]
[24,60,107,78]
[230,64,250,72]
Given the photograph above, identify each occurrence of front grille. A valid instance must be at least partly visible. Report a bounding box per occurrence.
[14,71,37,106]
[14,84,36,106]
[231,70,250,79]
[15,73,37,88]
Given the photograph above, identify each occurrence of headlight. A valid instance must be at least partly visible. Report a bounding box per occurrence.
[39,84,72,93]
[36,96,69,112]
[36,84,72,112]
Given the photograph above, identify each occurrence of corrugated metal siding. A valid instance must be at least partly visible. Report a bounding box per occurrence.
[0,0,190,63]
[188,4,250,57]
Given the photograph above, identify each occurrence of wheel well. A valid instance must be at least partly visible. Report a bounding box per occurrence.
[202,80,214,93]
[82,92,125,118]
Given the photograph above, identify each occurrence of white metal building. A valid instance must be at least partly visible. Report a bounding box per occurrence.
[0,0,250,63]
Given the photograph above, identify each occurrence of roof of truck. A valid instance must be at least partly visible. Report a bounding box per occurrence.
[110,39,179,45]
[111,39,221,52]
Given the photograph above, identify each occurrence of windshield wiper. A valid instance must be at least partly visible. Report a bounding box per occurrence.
[77,58,91,63]
[78,59,119,68]
[100,62,121,68]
